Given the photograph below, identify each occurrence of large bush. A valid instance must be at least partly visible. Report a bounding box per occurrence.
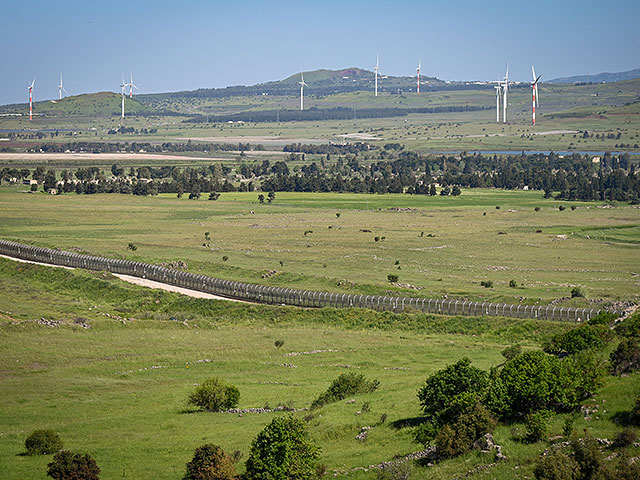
[417,358,488,423]
[487,351,588,418]
[245,415,320,480]
[46,451,100,480]
[614,313,640,338]
[188,377,240,412]
[311,373,379,409]
[25,429,63,455]
[183,444,236,480]
[543,325,606,355]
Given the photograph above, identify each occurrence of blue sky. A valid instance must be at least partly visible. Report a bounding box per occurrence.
[1,0,638,105]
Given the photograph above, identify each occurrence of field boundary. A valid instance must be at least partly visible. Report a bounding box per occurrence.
[0,239,604,322]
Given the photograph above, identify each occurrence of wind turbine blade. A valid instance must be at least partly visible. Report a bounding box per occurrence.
[532,65,536,82]
[121,73,125,85]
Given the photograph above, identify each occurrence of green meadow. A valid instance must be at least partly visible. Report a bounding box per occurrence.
[1,257,638,479]
[1,186,638,306]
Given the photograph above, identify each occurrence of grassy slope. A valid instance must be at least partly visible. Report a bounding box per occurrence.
[0,257,638,479]
[1,187,638,306]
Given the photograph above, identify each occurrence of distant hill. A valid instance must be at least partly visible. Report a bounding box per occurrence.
[138,67,457,103]
[548,68,640,84]
[0,92,155,116]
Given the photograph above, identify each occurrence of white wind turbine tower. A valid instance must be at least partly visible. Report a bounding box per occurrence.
[531,65,541,125]
[28,77,35,121]
[120,73,127,120]
[299,71,308,111]
[502,64,509,123]
[416,59,421,94]
[374,54,379,97]
[494,82,502,123]
[58,73,67,100]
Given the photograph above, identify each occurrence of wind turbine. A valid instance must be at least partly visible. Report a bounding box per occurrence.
[374,54,379,97]
[120,73,127,120]
[28,77,35,121]
[531,65,541,125]
[502,64,509,123]
[416,59,421,94]
[299,71,308,111]
[494,82,502,123]
[58,73,67,100]
[129,71,138,98]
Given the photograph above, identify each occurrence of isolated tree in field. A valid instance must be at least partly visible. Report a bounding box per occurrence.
[188,377,239,412]
[451,185,461,196]
[257,194,265,203]
[267,191,276,203]
[183,444,236,480]
[46,451,100,480]
[245,415,320,480]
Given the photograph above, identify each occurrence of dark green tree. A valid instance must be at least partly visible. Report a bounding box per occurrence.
[245,415,320,480]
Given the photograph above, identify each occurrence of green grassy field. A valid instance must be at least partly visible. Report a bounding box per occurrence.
[1,257,638,479]
[1,186,638,307]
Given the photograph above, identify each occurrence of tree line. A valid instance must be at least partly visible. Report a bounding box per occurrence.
[2,151,638,203]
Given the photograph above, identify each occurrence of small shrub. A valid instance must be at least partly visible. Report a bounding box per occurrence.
[613,428,638,448]
[480,280,493,288]
[387,274,399,283]
[558,205,566,211]
[274,340,284,349]
[509,279,518,288]
[316,464,328,478]
[533,448,578,480]
[563,414,577,438]
[311,373,379,409]
[127,242,137,251]
[335,212,341,218]
[534,206,541,212]
[376,461,413,480]
[222,255,228,262]
[208,192,221,201]
[571,433,607,479]
[413,421,438,447]
[279,260,284,267]
[47,451,100,480]
[502,344,522,361]
[435,402,496,458]
[361,401,371,413]
[30,183,38,191]
[570,205,576,211]
[525,410,553,442]
[25,430,63,455]
[183,444,236,480]
[610,338,640,375]
[570,287,585,298]
[495,205,501,209]
[380,413,388,424]
[394,260,400,265]
[188,377,240,412]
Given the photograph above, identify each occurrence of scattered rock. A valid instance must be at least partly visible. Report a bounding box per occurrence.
[284,349,343,357]
[356,426,371,441]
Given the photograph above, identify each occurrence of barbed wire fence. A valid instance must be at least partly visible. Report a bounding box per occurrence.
[0,239,604,322]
